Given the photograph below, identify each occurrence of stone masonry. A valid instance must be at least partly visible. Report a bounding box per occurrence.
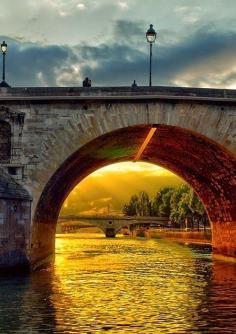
[0,86,235,269]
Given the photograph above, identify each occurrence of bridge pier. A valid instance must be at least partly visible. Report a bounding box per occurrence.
[105,228,116,238]
[0,168,32,271]
[212,221,236,261]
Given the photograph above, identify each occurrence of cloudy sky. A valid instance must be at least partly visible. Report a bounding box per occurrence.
[1,0,236,88]
[61,162,184,215]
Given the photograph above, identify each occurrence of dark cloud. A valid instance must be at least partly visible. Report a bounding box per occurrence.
[78,22,236,87]
[1,21,236,88]
[112,20,146,46]
[1,37,77,86]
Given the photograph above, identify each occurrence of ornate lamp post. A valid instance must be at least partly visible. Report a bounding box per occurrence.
[0,41,10,87]
[146,24,157,87]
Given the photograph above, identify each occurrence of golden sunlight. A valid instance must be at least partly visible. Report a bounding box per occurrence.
[91,161,169,176]
[61,162,184,216]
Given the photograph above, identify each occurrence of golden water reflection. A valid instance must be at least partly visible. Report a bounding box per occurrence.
[0,234,236,333]
[51,234,234,333]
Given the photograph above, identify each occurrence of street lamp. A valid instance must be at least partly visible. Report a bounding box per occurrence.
[0,41,10,87]
[146,24,157,87]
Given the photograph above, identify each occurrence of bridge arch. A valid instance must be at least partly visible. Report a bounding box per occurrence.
[31,124,236,268]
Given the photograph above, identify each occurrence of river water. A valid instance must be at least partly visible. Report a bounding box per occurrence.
[0,234,236,334]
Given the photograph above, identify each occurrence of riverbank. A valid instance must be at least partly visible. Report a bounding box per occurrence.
[149,229,212,246]
[57,226,212,246]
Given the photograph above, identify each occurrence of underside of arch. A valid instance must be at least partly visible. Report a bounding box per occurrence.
[32,124,236,267]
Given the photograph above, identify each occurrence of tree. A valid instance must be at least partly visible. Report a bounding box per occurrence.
[137,191,151,216]
[122,185,209,229]
[177,191,193,229]
[122,194,139,216]
[187,189,207,230]
[152,187,174,217]
[170,184,189,227]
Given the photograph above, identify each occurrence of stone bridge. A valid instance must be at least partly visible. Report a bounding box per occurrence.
[58,215,169,237]
[0,85,235,270]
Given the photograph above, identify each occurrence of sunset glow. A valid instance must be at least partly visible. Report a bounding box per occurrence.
[61,162,184,216]
[91,161,170,176]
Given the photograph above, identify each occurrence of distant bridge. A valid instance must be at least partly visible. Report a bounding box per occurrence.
[58,215,169,237]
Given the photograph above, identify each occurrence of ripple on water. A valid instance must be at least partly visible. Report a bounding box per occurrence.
[0,235,236,333]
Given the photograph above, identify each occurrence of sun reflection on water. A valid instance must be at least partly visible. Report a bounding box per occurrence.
[1,235,236,333]
[52,235,209,333]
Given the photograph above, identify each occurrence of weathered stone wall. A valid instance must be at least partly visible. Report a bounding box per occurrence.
[0,166,31,269]
[0,86,235,268]
[212,221,236,258]
[0,199,31,269]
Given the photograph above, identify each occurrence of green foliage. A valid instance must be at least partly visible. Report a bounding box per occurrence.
[122,191,151,216]
[122,194,139,216]
[123,184,209,228]
[137,191,151,216]
[155,187,174,217]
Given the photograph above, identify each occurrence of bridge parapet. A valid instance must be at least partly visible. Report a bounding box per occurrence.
[0,86,236,102]
[59,215,169,221]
